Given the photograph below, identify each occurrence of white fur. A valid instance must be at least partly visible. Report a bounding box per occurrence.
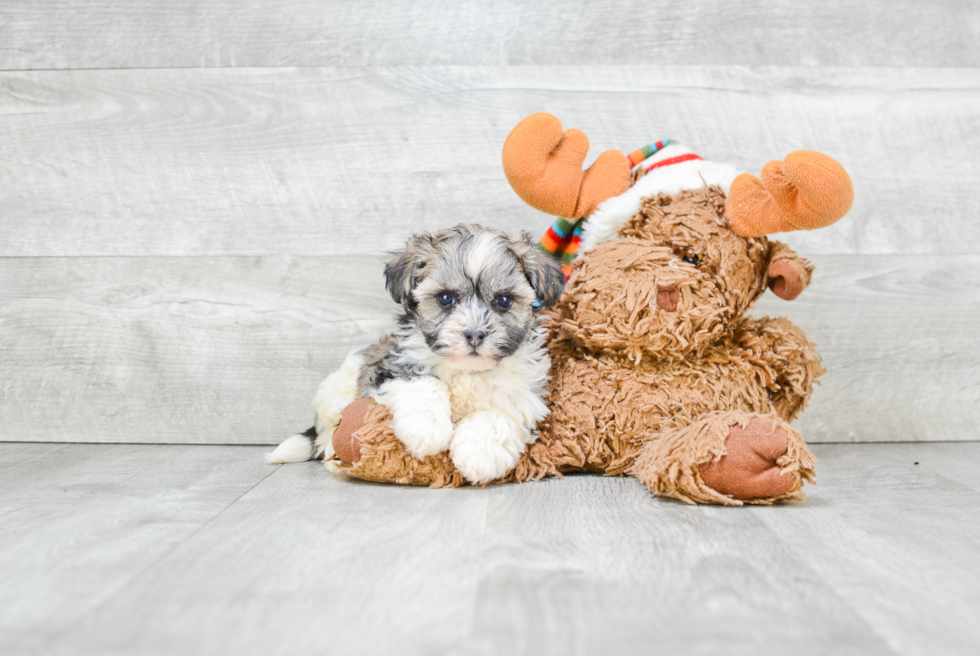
[450,411,529,484]
[309,350,365,460]
[580,158,742,253]
[380,326,551,483]
[265,433,314,464]
[373,376,454,458]
[463,230,502,280]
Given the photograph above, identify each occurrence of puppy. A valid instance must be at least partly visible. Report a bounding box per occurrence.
[267,224,565,484]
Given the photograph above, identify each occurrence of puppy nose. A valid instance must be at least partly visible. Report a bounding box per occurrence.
[464,329,487,347]
[656,285,680,312]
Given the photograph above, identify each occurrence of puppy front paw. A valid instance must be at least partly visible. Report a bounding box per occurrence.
[374,376,454,460]
[393,410,454,459]
[450,411,526,485]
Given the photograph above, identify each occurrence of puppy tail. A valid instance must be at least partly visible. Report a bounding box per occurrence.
[266,426,317,464]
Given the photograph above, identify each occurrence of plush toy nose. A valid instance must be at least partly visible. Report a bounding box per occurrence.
[656,285,680,312]
[464,329,487,346]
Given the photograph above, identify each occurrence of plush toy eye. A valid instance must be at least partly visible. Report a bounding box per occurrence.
[495,295,513,310]
[682,255,700,267]
[437,292,455,307]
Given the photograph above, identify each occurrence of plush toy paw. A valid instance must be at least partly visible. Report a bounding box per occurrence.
[633,411,816,506]
[698,417,802,500]
[331,397,372,464]
[766,258,808,300]
[449,411,525,485]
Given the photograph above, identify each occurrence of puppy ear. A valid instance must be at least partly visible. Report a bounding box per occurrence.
[511,231,566,308]
[766,240,814,301]
[384,234,431,304]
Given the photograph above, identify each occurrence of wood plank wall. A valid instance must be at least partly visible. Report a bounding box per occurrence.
[1,1,978,444]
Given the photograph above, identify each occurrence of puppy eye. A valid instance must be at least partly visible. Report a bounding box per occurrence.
[495,295,513,310]
[436,292,455,307]
[682,255,700,267]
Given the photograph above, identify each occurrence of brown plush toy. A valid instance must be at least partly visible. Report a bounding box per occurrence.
[326,113,854,505]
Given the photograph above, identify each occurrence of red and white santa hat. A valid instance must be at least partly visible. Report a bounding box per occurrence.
[578,140,742,253]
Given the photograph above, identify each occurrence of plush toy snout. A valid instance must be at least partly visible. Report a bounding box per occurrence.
[656,284,680,311]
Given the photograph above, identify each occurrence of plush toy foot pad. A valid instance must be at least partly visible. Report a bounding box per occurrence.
[699,417,797,500]
[633,411,815,505]
[332,398,373,464]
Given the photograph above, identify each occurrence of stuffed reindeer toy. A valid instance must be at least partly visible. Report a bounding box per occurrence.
[314,113,854,505]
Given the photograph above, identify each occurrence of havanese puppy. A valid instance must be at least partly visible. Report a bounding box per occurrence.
[267,223,565,484]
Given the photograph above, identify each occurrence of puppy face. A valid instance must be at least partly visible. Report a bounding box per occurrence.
[385,224,564,371]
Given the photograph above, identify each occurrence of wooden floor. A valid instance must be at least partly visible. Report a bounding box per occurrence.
[1,441,978,656]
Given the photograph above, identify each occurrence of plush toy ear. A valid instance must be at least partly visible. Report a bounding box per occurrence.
[510,231,566,308]
[766,241,814,301]
[384,234,432,304]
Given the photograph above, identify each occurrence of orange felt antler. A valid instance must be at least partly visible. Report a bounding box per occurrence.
[725,151,854,237]
[502,113,631,219]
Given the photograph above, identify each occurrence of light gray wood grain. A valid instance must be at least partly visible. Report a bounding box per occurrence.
[0,442,974,656]
[465,475,889,656]
[0,255,392,444]
[2,66,979,257]
[1,254,976,445]
[1,0,978,70]
[50,455,492,656]
[745,442,980,655]
[899,442,980,492]
[756,254,980,443]
[0,443,274,655]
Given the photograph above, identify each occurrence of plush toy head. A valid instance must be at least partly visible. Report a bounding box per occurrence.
[502,113,852,362]
[550,187,800,363]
